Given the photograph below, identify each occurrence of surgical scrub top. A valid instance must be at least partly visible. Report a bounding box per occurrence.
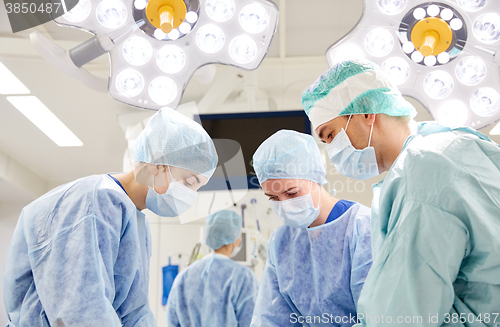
[166,253,259,327]
[251,202,373,327]
[2,174,156,327]
[355,122,500,327]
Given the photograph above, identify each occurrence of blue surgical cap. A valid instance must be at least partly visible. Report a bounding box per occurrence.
[205,210,242,250]
[302,59,417,130]
[252,130,327,185]
[133,107,218,178]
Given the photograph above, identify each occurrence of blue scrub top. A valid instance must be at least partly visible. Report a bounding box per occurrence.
[325,200,356,224]
[108,174,128,195]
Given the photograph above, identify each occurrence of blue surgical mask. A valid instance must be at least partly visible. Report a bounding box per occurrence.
[145,167,198,217]
[327,115,379,180]
[271,185,320,229]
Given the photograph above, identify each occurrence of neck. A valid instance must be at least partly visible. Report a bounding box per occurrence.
[308,188,338,228]
[377,120,413,173]
[112,171,149,211]
[214,245,233,258]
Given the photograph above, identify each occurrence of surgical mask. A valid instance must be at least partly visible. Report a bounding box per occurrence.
[230,243,242,258]
[327,115,380,180]
[145,166,198,217]
[271,183,320,229]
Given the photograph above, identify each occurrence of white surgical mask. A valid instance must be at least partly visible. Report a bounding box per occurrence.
[327,115,379,180]
[145,166,198,217]
[230,243,242,258]
[271,183,320,229]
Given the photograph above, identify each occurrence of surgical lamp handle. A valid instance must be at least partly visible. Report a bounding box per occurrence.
[30,31,107,93]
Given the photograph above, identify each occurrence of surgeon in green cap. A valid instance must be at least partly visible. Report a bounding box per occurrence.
[302,59,500,326]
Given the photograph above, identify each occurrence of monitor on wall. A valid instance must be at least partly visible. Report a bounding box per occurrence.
[199,110,312,190]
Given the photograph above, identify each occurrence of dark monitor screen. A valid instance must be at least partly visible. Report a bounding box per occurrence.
[200,111,311,189]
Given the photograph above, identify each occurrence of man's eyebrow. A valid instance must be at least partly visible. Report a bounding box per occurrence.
[192,174,200,184]
[264,193,275,197]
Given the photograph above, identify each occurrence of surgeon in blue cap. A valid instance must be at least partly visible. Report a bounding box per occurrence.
[303,59,500,326]
[250,129,373,327]
[166,210,259,327]
[3,107,218,327]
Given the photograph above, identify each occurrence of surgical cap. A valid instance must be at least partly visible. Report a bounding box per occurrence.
[252,130,327,185]
[133,107,218,178]
[205,210,242,250]
[302,59,417,130]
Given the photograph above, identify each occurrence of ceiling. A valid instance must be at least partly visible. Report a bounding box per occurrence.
[0,0,498,203]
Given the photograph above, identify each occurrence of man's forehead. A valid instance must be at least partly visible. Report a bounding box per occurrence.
[315,117,344,135]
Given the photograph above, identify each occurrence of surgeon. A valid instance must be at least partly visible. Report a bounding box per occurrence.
[3,107,218,327]
[302,59,500,326]
[166,210,258,327]
[250,130,372,327]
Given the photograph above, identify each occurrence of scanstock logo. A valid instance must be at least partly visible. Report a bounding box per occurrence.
[3,0,79,32]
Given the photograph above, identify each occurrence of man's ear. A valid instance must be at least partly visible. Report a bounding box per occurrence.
[149,164,162,176]
[364,114,377,126]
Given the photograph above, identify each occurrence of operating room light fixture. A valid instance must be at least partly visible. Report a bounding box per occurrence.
[0,62,30,95]
[326,0,500,129]
[33,0,278,110]
[6,96,83,147]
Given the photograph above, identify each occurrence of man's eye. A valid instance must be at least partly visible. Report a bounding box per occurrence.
[184,180,192,187]
[287,192,298,197]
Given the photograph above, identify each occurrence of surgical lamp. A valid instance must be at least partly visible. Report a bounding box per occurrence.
[31,0,278,110]
[326,0,500,129]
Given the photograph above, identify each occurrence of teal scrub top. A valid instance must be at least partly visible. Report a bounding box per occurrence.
[355,122,500,327]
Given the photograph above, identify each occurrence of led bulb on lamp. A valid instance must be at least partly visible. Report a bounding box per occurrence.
[440,8,453,21]
[376,0,407,15]
[116,69,144,97]
[134,0,146,10]
[157,45,186,74]
[186,11,198,23]
[450,18,463,31]
[149,76,178,105]
[179,22,191,34]
[427,5,440,17]
[473,13,500,43]
[364,28,394,57]
[458,0,487,12]
[63,0,91,22]
[122,37,152,66]
[168,29,180,40]
[239,4,269,34]
[196,24,225,54]
[437,52,450,64]
[382,57,410,85]
[411,51,423,62]
[205,0,235,23]
[456,56,486,86]
[229,35,257,64]
[423,70,454,99]
[96,0,127,29]
[413,7,426,20]
[154,28,166,40]
[470,87,500,117]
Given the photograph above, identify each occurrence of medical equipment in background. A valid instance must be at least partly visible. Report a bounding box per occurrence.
[188,226,205,265]
[162,257,179,305]
[326,0,500,129]
[30,0,279,110]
